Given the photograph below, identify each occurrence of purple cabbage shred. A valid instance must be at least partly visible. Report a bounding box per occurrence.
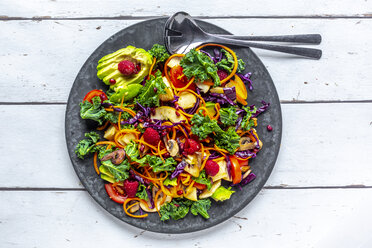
[252,100,270,118]
[170,160,187,179]
[237,72,254,91]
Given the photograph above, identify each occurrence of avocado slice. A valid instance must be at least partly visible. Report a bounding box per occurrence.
[97,46,153,91]
[109,83,143,103]
[99,166,124,185]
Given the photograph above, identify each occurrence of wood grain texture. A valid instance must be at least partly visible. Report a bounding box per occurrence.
[1,103,371,188]
[1,19,372,103]
[1,0,372,18]
[2,189,372,248]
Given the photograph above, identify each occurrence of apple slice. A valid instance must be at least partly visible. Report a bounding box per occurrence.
[151,106,187,123]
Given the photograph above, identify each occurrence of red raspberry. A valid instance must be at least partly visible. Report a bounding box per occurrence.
[204,160,219,176]
[118,60,138,76]
[143,127,160,146]
[183,139,200,155]
[123,180,139,198]
[217,69,228,81]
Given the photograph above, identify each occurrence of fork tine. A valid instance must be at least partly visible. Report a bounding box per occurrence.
[165,27,183,37]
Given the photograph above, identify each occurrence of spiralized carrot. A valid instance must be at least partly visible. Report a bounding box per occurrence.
[196,43,238,85]
[93,152,100,175]
[97,120,109,131]
[135,139,158,150]
[213,103,221,120]
[199,154,211,171]
[96,141,117,146]
[158,141,165,163]
[147,57,156,80]
[123,198,149,218]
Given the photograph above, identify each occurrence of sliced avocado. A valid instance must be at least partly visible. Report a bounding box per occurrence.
[100,174,116,184]
[97,46,153,90]
[99,165,114,178]
[109,83,143,103]
[205,102,216,116]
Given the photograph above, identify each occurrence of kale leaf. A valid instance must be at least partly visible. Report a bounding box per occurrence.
[80,96,106,125]
[160,199,190,221]
[219,106,238,126]
[191,111,222,139]
[144,155,177,172]
[148,44,170,64]
[180,49,220,86]
[75,131,100,159]
[192,170,212,190]
[190,199,211,219]
[136,70,166,107]
[136,184,149,201]
[240,106,256,131]
[214,127,241,154]
[216,48,246,74]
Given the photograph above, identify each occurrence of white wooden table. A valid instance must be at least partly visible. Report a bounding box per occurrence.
[1,1,372,247]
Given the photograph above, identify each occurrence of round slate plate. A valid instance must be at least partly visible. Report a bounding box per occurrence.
[65,17,282,234]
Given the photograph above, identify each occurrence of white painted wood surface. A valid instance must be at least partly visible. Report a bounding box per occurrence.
[1,103,371,188]
[1,1,372,247]
[1,19,372,102]
[1,0,372,18]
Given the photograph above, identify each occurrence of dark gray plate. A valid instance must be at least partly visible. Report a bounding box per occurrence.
[65,17,282,234]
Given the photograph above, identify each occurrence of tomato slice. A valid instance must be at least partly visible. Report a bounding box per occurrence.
[83,89,108,103]
[104,184,127,204]
[229,156,242,184]
[170,65,195,90]
[194,182,207,190]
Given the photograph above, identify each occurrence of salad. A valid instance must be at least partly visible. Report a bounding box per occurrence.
[75,43,270,221]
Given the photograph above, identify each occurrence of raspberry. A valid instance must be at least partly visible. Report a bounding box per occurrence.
[118,60,138,76]
[204,160,219,176]
[217,69,228,81]
[123,180,139,198]
[143,127,160,146]
[183,138,200,155]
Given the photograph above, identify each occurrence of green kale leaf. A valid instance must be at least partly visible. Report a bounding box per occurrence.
[192,170,212,190]
[75,131,100,159]
[191,111,222,140]
[98,148,130,182]
[219,106,238,126]
[148,44,170,64]
[136,70,166,107]
[214,127,240,154]
[240,106,256,131]
[216,49,246,74]
[190,199,211,219]
[80,96,107,125]
[159,199,192,221]
[136,184,149,201]
[180,49,220,86]
[144,155,177,172]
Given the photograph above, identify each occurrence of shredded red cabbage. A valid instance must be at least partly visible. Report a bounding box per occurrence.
[252,100,270,118]
[240,173,256,186]
[204,92,236,106]
[200,50,215,62]
[130,170,146,186]
[235,150,257,159]
[136,101,150,117]
[223,86,236,101]
[225,155,232,178]
[235,116,243,131]
[170,160,187,179]
[213,48,222,63]
[143,120,185,130]
[250,130,260,149]
[101,102,113,108]
[121,111,142,125]
[146,187,155,209]
[237,72,253,91]
[186,97,200,115]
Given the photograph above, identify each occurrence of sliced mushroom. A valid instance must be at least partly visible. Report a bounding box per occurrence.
[165,139,179,157]
[239,137,262,151]
[101,149,126,165]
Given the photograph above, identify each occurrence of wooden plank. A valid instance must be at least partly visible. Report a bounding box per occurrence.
[1,0,372,18]
[1,103,371,188]
[1,189,372,247]
[1,19,372,102]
